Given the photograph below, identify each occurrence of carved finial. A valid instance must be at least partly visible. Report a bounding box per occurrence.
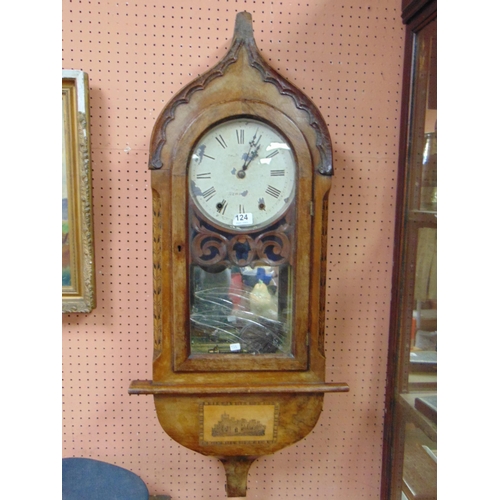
[233,11,255,45]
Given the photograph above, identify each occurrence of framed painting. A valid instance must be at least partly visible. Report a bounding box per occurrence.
[62,70,95,313]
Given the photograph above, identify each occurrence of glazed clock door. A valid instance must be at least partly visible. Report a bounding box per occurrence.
[169,102,312,373]
[188,117,298,359]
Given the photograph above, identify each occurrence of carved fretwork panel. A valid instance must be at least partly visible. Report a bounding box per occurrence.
[190,213,294,271]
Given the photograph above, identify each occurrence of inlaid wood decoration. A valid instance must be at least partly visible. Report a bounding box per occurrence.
[200,403,279,445]
[129,11,349,498]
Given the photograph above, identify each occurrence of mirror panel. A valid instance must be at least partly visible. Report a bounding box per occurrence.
[189,264,293,355]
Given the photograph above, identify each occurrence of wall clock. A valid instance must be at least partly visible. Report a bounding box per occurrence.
[130,12,348,497]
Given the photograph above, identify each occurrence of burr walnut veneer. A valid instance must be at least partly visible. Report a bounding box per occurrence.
[129,12,348,497]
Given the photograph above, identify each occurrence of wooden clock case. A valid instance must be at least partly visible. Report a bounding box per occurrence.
[129,12,348,497]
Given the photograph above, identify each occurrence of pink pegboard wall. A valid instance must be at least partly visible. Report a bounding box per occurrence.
[62,1,403,498]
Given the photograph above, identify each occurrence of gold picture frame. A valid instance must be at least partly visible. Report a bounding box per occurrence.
[62,70,95,313]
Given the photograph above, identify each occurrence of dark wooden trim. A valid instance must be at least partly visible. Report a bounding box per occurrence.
[380,25,415,499]
[402,0,436,25]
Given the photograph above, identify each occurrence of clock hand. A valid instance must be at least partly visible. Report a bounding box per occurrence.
[237,147,259,179]
[241,146,260,171]
[240,130,262,171]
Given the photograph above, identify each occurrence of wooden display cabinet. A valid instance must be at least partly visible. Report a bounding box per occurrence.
[381,0,437,498]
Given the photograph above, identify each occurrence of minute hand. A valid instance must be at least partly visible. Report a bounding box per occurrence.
[241,145,260,171]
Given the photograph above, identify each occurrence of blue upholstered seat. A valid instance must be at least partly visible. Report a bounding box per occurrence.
[62,457,149,500]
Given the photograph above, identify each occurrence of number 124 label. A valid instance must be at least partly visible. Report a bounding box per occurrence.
[233,212,253,226]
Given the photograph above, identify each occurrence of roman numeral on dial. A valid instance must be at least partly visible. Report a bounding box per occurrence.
[270,169,285,176]
[216,200,228,214]
[236,129,244,144]
[215,135,227,149]
[265,185,281,199]
[196,172,211,179]
[202,186,216,201]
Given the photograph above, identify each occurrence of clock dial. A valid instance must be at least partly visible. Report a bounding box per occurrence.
[189,118,296,230]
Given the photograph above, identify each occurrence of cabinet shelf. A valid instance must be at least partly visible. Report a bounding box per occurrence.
[402,435,437,500]
[398,393,437,443]
[408,372,437,391]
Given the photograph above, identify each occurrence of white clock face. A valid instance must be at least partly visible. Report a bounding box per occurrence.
[188,118,296,230]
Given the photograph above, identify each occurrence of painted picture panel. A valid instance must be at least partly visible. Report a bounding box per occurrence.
[62,70,95,313]
[62,95,72,287]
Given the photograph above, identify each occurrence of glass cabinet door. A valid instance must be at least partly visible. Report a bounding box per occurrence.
[382,1,437,499]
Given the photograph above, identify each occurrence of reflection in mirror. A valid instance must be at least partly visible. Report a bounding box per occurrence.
[410,227,437,373]
[420,131,437,212]
[189,264,293,355]
[413,18,437,214]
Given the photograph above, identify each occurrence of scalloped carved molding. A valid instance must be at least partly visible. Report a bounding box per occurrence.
[150,39,244,170]
[150,12,332,175]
